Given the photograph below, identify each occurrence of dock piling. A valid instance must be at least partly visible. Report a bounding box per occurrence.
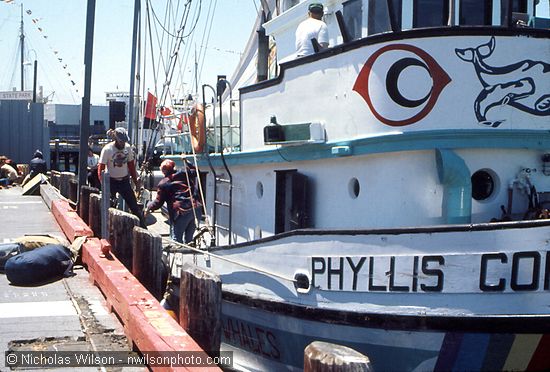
[78,185,99,224]
[132,227,164,299]
[59,171,74,198]
[108,208,139,270]
[179,263,222,358]
[88,193,102,237]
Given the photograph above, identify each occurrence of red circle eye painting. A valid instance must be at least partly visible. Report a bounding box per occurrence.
[353,44,451,127]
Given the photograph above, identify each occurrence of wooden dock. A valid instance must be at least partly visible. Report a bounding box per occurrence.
[0,184,221,371]
[0,186,146,371]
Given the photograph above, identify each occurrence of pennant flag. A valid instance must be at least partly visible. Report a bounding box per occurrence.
[144,92,157,119]
[160,106,172,117]
[144,92,158,129]
[37,27,42,32]
[26,9,31,14]
[32,18,39,23]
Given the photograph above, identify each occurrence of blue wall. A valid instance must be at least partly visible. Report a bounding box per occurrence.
[0,100,49,165]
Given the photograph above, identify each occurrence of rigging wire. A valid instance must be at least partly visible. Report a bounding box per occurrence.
[197,0,218,83]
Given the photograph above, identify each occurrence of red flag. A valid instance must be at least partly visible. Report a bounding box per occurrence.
[160,106,172,117]
[144,92,157,120]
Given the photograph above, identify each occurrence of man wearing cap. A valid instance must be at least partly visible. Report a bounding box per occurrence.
[98,127,146,227]
[295,3,329,58]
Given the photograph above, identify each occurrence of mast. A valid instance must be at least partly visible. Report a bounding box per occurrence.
[20,4,24,91]
[128,0,140,145]
[78,0,96,199]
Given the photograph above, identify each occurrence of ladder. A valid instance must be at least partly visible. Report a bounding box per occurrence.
[203,81,234,246]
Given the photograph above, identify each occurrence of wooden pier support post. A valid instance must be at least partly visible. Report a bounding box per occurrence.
[108,208,139,270]
[79,186,99,224]
[68,178,78,204]
[50,170,61,190]
[132,227,164,299]
[304,341,373,372]
[59,171,74,198]
[179,263,222,357]
[89,193,102,237]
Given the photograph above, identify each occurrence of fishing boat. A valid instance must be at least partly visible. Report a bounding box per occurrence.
[158,0,550,370]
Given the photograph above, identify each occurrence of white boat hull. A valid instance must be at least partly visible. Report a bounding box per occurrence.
[171,221,550,371]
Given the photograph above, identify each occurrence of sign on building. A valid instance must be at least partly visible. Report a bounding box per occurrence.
[0,91,33,101]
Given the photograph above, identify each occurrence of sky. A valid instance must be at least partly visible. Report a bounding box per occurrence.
[1,1,548,106]
[0,0,260,105]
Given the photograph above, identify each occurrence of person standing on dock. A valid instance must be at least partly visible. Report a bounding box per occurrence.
[146,159,202,244]
[295,3,329,58]
[97,127,146,228]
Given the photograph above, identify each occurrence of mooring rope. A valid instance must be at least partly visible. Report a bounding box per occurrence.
[161,236,297,284]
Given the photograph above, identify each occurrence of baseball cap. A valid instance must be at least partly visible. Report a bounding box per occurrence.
[113,127,129,143]
[309,3,324,14]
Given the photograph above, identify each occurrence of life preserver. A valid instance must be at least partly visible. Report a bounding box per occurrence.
[188,104,206,153]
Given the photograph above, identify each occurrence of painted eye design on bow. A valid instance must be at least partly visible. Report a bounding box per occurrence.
[353,44,451,127]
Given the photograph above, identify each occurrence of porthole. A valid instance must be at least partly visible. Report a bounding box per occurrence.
[348,178,360,199]
[471,170,495,201]
[256,181,264,199]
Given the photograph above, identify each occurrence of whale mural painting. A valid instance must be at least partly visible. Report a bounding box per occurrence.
[455,36,550,127]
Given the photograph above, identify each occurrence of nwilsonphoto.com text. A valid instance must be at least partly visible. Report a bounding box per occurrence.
[5,351,233,367]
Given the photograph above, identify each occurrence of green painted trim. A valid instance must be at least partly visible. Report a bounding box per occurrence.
[165,130,550,167]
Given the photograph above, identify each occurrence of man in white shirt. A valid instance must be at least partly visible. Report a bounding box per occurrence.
[98,127,145,227]
[295,3,329,58]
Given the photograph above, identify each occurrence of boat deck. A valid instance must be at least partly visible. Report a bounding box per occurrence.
[0,186,146,371]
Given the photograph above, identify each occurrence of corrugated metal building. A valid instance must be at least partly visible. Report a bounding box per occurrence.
[0,100,49,165]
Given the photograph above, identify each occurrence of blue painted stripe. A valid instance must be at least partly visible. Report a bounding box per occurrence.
[435,333,464,371]
[452,333,490,371]
[166,130,550,167]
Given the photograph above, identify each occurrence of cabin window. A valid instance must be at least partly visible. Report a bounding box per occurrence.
[413,0,449,28]
[368,0,402,34]
[343,0,363,40]
[348,178,360,199]
[256,181,264,199]
[471,170,496,201]
[460,0,493,25]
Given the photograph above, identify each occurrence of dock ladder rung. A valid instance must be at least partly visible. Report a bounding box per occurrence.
[214,201,230,207]
[214,224,230,231]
